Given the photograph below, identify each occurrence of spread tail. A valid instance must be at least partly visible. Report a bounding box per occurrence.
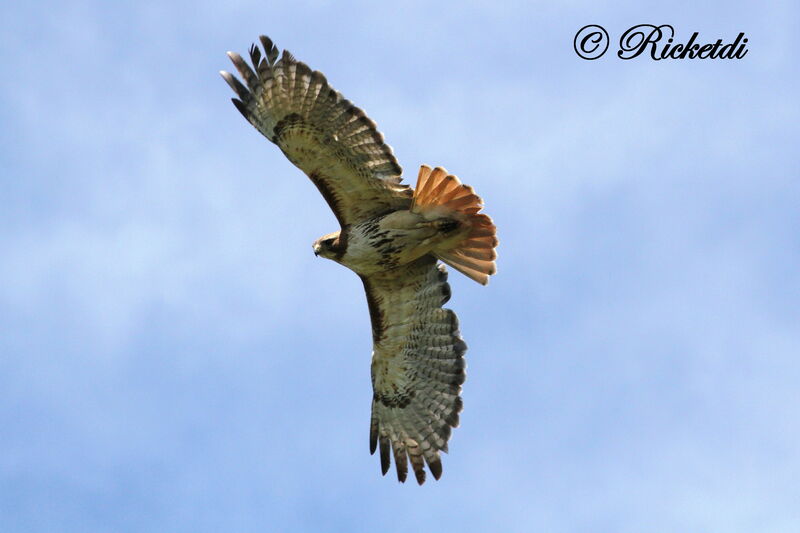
[411,165,498,285]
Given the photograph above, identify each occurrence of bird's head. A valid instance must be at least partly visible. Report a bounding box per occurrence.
[312,231,342,260]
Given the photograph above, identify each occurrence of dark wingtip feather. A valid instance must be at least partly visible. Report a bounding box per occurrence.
[259,35,279,65]
[231,98,249,120]
[414,467,426,485]
[394,445,408,483]
[227,51,259,90]
[248,43,262,70]
[220,70,250,101]
[429,458,443,480]
[225,50,240,66]
[379,438,391,475]
[440,281,452,305]
[369,424,378,455]
[282,49,296,63]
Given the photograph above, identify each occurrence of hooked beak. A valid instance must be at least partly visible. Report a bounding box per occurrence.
[313,243,321,257]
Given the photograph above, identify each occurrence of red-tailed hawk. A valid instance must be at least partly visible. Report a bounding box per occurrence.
[221,36,498,484]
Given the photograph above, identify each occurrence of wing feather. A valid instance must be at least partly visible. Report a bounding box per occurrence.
[360,257,466,484]
[222,36,411,226]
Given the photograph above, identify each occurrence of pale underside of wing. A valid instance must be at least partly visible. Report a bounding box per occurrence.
[361,256,466,484]
[221,36,412,227]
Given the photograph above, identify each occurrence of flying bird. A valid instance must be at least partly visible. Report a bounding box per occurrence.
[221,36,498,484]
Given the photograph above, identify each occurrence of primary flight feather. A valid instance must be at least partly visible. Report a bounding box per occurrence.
[221,35,498,484]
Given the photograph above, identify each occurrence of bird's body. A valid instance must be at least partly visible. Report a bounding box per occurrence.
[222,36,497,484]
[316,209,470,275]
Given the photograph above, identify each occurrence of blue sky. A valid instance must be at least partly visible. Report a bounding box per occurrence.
[1,1,798,531]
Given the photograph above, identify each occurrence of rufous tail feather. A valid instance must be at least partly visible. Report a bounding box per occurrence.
[411,165,498,285]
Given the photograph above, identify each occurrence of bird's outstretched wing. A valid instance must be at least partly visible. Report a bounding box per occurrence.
[361,256,466,484]
[221,36,411,227]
